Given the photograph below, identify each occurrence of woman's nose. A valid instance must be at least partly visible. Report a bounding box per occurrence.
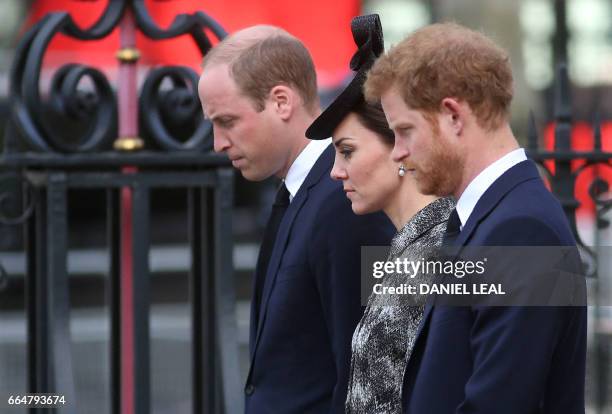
[330,162,347,181]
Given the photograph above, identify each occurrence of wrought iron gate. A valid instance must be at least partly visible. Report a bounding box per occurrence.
[1,1,242,413]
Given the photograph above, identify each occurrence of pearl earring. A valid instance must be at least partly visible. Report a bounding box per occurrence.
[398,164,406,177]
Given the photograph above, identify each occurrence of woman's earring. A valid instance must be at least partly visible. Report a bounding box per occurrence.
[398,164,406,177]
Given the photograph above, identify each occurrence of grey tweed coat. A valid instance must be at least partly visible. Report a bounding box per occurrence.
[345,197,455,414]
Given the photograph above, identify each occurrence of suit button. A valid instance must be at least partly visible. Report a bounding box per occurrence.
[245,384,255,396]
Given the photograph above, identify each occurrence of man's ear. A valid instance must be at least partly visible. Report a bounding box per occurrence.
[440,97,465,136]
[269,85,295,121]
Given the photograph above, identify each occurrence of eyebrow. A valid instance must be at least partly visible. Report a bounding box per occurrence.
[389,119,415,129]
[209,114,235,122]
[333,137,354,147]
[389,122,413,130]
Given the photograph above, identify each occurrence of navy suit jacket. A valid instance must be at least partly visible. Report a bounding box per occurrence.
[403,160,587,413]
[245,144,395,413]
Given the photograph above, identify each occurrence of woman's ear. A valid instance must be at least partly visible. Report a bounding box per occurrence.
[440,97,464,136]
[269,85,294,121]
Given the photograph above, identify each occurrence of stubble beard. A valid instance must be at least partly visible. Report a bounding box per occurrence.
[416,134,463,197]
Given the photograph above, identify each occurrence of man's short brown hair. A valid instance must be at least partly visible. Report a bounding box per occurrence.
[203,26,319,113]
[364,22,513,130]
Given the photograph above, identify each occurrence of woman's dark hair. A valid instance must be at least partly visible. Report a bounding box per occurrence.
[352,98,395,146]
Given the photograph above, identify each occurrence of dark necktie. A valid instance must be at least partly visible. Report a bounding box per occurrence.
[254,182,291,316]
[443,208,461,246]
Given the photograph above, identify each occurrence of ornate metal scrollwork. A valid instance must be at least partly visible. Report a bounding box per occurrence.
[567,166,611,277]
[132,1,227,53]
[0,263,8,292]
[589,116,612,231]
[582,175,610,276]
[0,173,37,226]
[527,64,611,278]
[134,4,226,151]
[0,172,34,291]
[63,0,127,40]
[8,0,227,154]
[140,66,212,151]
[10,12,119,153]
[589,177,611,230]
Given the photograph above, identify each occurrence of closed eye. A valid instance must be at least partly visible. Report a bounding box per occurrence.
[333,137,355,159]
[340,149,353,159]
[214,116,236,129]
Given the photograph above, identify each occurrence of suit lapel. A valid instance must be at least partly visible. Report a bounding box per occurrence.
[250,145,334,359]
[405,160,541,371]
[454,160,540,247]
[255,188,307,332]
[411,297,434,354]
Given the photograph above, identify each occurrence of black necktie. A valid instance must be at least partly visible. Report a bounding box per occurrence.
[443,208,461,246]
[254,182,290,316]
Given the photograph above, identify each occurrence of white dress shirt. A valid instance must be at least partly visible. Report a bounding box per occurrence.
[456,148,527,229]
[284,138,332,202]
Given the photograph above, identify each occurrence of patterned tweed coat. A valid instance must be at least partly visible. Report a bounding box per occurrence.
[345,197,455,414]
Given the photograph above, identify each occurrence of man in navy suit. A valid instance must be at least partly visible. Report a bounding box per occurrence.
[198,26,394,413]
[365,23,587,413]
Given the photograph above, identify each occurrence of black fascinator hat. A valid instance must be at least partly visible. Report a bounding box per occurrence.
[306,14,384,140]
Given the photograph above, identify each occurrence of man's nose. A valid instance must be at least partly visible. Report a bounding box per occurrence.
[391,139,410,163]
[213,128,231,153]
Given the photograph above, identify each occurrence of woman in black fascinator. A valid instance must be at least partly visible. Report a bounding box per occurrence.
[306,15,455,413]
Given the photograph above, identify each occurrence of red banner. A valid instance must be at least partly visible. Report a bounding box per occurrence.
[25,0,360,88]
[544,122,612,218]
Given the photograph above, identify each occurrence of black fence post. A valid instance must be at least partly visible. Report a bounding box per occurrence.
[213,167,243,414]
[46,172,76,414]
[131,183,151,414]
[107,187,122,414]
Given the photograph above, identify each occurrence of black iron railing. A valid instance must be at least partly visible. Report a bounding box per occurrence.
[526,63,611,413]
[526,64,611,277]
[1,1,242,414]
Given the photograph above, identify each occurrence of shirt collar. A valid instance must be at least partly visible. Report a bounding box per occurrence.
[284,138,332,202]
[456,148,527,229]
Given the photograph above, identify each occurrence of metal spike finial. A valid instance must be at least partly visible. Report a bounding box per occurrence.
[593,111,602,151]
[527,110,539,151]
[553,63,572,151]
[553,63,572,124]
